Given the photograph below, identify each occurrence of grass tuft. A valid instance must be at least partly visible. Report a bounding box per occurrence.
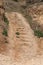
[3,14,9,25]
[34,29,43,38]
[2,29,8,36]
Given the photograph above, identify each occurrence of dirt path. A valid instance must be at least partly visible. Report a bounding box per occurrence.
[0,12,43,65]
[5,12,38,61]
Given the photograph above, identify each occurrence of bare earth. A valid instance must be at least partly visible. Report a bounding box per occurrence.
[0,12,43,65]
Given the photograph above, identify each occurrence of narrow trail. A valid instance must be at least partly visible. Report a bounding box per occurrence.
[5,12,38,61]
[0,12,43,65]
[0,0,43,65]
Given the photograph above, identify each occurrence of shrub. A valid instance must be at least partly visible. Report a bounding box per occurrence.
[3,14,9,25]
[2,29,8,36]
[34,29,43,38]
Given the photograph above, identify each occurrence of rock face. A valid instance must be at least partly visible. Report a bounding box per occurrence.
[13,0,42,6]
[18,0,26,6]
[27,4,43,32]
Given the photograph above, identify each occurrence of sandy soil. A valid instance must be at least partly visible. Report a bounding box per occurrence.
[6,12,38,60]
[0,11,43,65]
[0,0,43,64]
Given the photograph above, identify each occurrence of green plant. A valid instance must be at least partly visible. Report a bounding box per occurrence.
[2,29,8,36]
[34,29,43,38]
[3,14,9,25]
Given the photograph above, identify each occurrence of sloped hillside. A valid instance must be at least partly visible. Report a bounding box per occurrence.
[0,0,43,65]
[5,12,38,60]
[0,11,43,65]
